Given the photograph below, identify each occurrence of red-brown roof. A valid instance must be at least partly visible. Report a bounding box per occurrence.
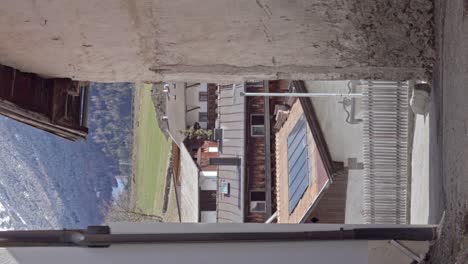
[275,100,331,223]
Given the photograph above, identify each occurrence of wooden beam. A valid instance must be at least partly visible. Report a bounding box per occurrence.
[81,84,90,127]
[0,98,87,141]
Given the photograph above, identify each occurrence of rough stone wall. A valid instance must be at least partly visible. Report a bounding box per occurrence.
[153,0,435,81]
[0,0,434,82]
[345,0,435,74]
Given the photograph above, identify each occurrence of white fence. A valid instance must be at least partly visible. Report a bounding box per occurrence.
[362,81,409,224]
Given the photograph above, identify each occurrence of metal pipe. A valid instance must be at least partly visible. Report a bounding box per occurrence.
[240,92,363,98]
[0,230,86,247]
[74,227,438,247]
[265,211,278,223]
[0,226,438,247]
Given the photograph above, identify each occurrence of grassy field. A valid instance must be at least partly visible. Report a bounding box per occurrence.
[132,84,173,216]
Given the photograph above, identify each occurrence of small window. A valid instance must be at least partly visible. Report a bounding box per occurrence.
[251,126,265,136]
[221,182,230,195]
[199,112,208,122]
[250,201,266,213]
[214,128,223,140]
[251,114,265,137]
[251,115,264,125]
[250,191,266,201]
[208,147,218,153]
[250,191,266,213]
[199,91,208,101]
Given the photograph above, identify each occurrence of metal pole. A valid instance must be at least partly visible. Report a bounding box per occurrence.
[0,225,438,247]
[240,92,363,98]
[57,226,440,247]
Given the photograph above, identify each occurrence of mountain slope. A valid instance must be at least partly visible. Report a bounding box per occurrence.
[0,82,133,230]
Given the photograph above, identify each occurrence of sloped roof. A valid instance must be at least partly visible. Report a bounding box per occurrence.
[216,83,245,223]
[276,100,331,223]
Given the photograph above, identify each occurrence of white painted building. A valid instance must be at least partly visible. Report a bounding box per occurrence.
[303,80,366,224]
[184,83,209,129]
[164,82,210,145]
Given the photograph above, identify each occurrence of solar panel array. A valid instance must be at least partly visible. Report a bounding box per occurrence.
[287,114,310,214]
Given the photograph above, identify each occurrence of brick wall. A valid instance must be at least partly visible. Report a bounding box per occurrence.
[244,80,287,223]
[207,83,217,130]
[245,83,266,223]
[197,140,218,171]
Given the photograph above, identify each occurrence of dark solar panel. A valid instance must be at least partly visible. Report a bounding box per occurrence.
[287,114,310,214]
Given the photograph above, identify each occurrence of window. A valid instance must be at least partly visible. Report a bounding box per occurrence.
[250,191,266,213]
[214,128,223,140]
[250,114,265,137]
[208,147,218,153]
[251,191,265,201]
[199,91,208,101]
[221,182,230,195]
[200,190,217,211]
[199,112,208,122]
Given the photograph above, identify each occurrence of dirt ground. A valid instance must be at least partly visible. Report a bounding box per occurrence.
[423,0,468,263]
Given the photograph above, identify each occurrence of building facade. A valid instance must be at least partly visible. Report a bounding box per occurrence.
[188,81,288,223]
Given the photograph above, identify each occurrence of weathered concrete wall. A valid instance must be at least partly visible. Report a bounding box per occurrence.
[0,0,434,82]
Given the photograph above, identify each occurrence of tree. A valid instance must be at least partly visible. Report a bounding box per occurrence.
[180,127,213,141]
[107,206,163,222]
[105,192,163,223]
